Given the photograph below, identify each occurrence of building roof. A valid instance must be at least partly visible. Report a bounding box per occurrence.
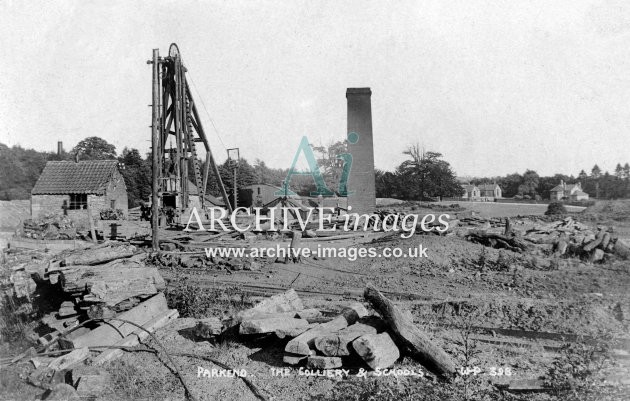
[244,183,301,198]
[550,183,579,192]
[32,160,120,195]
[461,184,477,191]
[572,190,588,196]
[478,184,500,191]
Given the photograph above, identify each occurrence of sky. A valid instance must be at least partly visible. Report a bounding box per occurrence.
[0,0,629,178]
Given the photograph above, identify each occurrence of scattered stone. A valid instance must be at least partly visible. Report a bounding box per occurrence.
[276,323,317,339]
[315,323,377,356]
[194,317,223,339]
[283,353,309,365]
[352,332,400,370]
[307,356,342,370]
[240,317,308,335]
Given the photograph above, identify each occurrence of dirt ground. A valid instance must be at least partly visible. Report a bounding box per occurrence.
[2,200,629,400]
[111,201,629,401]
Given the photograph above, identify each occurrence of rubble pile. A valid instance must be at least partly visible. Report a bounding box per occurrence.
[200,286,456,376]
[148,252,265,271]
[21,214,76,240]
[98,208,126,220]
[1,243,177,392]
[457,216,629,262]
[522,217,628,262]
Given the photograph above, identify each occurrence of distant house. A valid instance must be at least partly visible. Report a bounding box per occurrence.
[461,184,480,201]
[238,184,301,208]
[461,183,501,201]
[549,180,589,201]
[478,184,502,201]
[31,160,128,224]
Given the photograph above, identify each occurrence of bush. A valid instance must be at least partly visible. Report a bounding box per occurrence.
[546,201,567,215]
[165,279,253,318]
[99,208,125,220]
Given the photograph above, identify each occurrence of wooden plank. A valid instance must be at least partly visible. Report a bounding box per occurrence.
[583,230,605,252]
[63,244,136,266]
[59,261,165,299]
[48,347,89,371]
[364,284,456,376]
[285,231,302,263]
[240,317,308,335]
[65,294,168,350]
[92,309,178,365]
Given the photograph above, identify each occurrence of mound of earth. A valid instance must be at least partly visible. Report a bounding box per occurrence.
[582,199,630,222]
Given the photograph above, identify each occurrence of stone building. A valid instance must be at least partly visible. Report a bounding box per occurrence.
[549,180,589,201]
[478,184,502,201]
[31,160,128,225]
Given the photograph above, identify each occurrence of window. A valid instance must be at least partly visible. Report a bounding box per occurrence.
[257,187,261,195]
[69,194,87,210]
[110,200,116,209]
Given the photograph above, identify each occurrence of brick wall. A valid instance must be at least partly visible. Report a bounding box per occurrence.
[31,194,68,219]
[346,88,376,215]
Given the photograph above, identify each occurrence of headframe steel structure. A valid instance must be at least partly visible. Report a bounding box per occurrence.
[149,44,232,249]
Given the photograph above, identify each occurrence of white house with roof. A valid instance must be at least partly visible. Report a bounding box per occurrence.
[549,180,589,201]
[478,184,502,201]
[461,184,480,200]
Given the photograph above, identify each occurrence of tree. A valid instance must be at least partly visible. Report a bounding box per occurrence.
[312,140,348,194]
[517,169,539,197]
[118,148,151,207]
[578,170,588,181]
[591,164,601,179]
[72,136,117,160]
[396,144,460,200]
[375,169,399,199]
[219,158,257,208]
[624,163,630,180]
[498,173,523,198]
[615,163,624,179]
[0,143,48,199]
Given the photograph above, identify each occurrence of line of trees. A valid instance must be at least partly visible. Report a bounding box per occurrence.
[2,136,628,205]
[466,163,630,200]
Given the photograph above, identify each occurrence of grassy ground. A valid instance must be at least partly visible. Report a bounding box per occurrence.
[435,200,586,218]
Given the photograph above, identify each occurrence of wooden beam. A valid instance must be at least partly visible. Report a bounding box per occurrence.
[64,294,169,349]
[364,284,456,377]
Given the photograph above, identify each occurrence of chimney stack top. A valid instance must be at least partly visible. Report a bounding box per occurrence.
[346,88,372,97]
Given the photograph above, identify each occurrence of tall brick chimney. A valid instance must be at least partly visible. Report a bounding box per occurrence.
[57,141,63,156]
[346,88,376,215]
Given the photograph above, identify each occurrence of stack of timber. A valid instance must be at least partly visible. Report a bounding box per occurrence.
[2,243,174,354]
[458,215,629,262]
[1,243,177,392]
